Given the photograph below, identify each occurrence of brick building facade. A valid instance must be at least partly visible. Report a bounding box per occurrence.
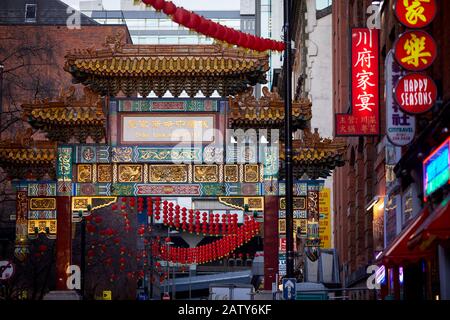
[332,0,450,299]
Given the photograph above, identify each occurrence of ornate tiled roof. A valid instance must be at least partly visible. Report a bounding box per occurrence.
[22,87,106,143]
[64,31,269,97]
[228,87,312,129]
[280,128,347,179]
[0,136,56,179]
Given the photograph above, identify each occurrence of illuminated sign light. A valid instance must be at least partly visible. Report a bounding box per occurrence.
[394,30,437,71]
[394,0,437,29]
[335,28,379,136]
[394,73,437,114]
[423,137,450,200]
[399,267,404,284]
[376,265,386,285]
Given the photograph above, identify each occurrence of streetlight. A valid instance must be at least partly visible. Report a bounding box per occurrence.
[283,0,295,279]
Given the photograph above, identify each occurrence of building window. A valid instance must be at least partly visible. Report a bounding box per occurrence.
[316,0,332,10]
[25,4,37,23]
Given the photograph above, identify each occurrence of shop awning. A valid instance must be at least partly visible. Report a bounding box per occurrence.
[408,196,450,250]
[377,207,432,267]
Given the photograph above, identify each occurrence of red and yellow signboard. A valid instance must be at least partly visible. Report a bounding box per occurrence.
[394,0,437,29]
[394,30,437,71]
[394,73,437,114]
[336,28,379,136]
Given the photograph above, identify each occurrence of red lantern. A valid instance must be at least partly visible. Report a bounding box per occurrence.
[229,30,239,45]
[197,17,210,34]
[94,216,103,224]
[186,12,201,29]
[206,21,217,37]
[151,0,165,11]
[162,1,176,15]
[38,244,47,252]
[87,249,95,258]
[172,7,190,26]
[87,224,96,234]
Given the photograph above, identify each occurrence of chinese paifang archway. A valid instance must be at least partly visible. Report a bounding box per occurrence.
[0,31,346,298]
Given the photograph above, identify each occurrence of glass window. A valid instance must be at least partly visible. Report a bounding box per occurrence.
[316,0,332,10]
[158,37,177,44]
[25,4,37,23]
[178,36,199,45]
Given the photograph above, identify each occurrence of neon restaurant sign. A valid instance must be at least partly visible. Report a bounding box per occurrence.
[336,28,379,136]
[423,137,450,200]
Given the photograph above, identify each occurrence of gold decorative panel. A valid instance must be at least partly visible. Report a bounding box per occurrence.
[72,197,90,211]
[247,197,264,211]
[280,197,307,210]
[97,164,112,183]
[29,198,56,210]
[149,165,188,183]
[118,164,143,182]
[244,164,259,182]
[28,220,57,235]
[77,164,93,183]
[224,165,239,182]
[193,165,218,182]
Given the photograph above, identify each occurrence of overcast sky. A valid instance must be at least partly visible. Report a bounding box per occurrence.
[62,0,241,11]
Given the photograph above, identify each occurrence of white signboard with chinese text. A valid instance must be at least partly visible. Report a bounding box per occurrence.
[120,114,217,144]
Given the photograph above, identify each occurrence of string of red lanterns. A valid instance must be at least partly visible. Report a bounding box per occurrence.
[154,215,260,265]
[155,199,240,236]
[141,0,285,52]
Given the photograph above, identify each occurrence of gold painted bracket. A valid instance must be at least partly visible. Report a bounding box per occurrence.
[72,196,117,219]
[218,196,264,211]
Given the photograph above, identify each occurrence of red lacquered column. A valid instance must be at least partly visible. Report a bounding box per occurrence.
[264,195,279,290]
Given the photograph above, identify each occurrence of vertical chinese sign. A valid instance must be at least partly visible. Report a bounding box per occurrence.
[336,28,380,136]
[318,188,332,249]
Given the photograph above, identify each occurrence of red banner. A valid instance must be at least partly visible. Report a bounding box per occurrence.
[336,28,379,136]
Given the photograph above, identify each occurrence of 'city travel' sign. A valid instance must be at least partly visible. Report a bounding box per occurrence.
[385,50,415,146]
[394,0,437,29]
[394,73,437,114]
[336,28,379,136]
[394,30,437,71]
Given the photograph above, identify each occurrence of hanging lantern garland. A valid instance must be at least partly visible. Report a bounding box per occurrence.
[141,0,285,52]
[155,216,260,265]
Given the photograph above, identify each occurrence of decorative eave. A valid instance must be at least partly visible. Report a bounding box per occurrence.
[22,87,106,143]
[64,31,269,97]
[0,138,56,179]
[279,128,347,179]
[228,87,312,129]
